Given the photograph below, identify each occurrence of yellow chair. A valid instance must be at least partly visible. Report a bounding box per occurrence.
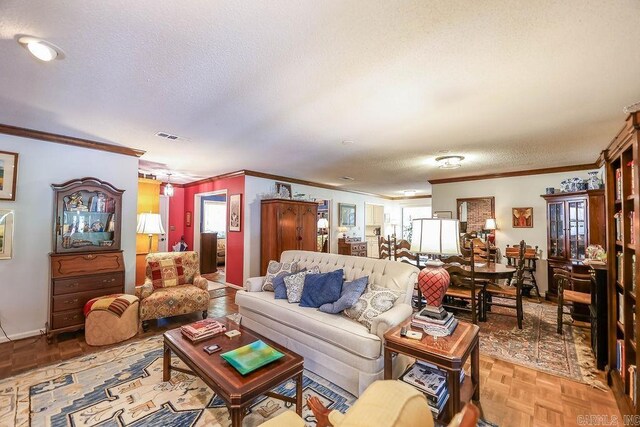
[260,379,480,427]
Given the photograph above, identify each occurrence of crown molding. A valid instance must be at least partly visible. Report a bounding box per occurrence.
[0,123,145,157]
[427,163,599,185]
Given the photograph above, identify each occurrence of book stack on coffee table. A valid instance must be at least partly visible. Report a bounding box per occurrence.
[411,306,458,336]
[181,318,226,343]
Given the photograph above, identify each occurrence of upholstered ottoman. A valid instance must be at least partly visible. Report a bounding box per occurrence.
[84,294,139,346]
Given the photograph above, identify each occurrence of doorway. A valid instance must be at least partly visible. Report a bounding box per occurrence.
[194,191,227,287]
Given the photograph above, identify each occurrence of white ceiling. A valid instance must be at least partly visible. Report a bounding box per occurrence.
[1,1,639,196]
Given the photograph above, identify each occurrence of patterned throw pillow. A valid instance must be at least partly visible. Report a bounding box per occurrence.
[343,285,403,331]
[284,266,321,303]
[319,276,368,314]
[273,269,306,299]
[149,257,186,289]
[262,260,299,291]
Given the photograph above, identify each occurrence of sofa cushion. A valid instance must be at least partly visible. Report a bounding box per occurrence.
[344,285,403,331]
[319,276,368,314]
[284,267,320,303]
[299,269,344,308]
[138,284,210,322]
[149,257,186,289]
[235,290,382,359]
[273,269,305,299]
[263,260,299,291]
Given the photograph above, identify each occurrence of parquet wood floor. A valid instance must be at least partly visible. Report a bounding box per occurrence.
[0,288,621,426]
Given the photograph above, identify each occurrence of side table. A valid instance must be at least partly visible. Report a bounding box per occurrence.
[384,318,480,422]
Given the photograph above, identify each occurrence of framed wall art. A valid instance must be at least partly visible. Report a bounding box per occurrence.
[0,151,18,201]
[338,203,356,227]
[275,182,292,199]
[185,211,192,227]
[229,194,241,232]
[0,209,14,259]
[512,207,533,228]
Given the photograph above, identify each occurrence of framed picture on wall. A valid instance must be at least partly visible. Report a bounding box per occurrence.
[0,209,14,259]
[512,207,533,228]
[0,151,18,201]
[185,211,192,227]
[338,203,356,227]
[229,194,241,232]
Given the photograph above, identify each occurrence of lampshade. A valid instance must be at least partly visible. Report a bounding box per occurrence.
[484,218,497,230]
[410,218,460,255]
[317,218,329,229]
[136,213,165,235]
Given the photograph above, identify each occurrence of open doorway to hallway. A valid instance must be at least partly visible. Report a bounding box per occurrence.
[194,191,227,289]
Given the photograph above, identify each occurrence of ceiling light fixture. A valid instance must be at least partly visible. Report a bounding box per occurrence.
[164,173,174,197]
[403,190,417,197]
[17,36,64,61]
[340,176,355,181]
[435,155,465,169]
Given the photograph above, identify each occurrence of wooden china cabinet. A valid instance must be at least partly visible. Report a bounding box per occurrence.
[260,199,318,275]
[541,189,606,299]
[47,177,125,342]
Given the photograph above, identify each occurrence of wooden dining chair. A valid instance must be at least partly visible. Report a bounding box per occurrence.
[378,235,392,260]
[555,268,592,334]
[506,243,541,300]
[442,245,484,324]
[392,236,423,308]
[483,240,526,329]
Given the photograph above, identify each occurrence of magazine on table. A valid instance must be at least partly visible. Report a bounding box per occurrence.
[399,363,447,397]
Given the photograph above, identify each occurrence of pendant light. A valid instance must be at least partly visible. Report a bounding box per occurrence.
[164,173,174,197]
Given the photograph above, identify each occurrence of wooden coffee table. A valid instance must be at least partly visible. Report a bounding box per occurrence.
[384,318,480,422]
[163,319,304,426]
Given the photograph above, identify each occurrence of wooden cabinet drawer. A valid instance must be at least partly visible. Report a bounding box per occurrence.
[356,251,367,257]
[51,251,124,279]
[53,272,124,295]
[355,244,367,251]
[52,286,122,312]
[51,310,85,329]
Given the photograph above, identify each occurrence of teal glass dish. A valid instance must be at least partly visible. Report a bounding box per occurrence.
[220,340,285,375]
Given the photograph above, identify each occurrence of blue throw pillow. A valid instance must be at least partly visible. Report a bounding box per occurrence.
[299,269,344,308]
[273,269,305,299]
[319,276,368,314]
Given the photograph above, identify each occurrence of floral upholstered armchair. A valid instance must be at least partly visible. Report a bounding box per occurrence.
[135,251,210,330]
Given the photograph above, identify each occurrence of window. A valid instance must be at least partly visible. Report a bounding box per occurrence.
[401,206,432,241]
[203,201,226,235]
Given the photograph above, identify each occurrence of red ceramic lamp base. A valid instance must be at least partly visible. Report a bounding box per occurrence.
[417,266,450,307]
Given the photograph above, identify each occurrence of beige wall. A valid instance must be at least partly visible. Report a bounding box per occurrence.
[431,169,601,294]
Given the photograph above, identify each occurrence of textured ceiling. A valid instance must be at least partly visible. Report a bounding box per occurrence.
[1,1,639,196]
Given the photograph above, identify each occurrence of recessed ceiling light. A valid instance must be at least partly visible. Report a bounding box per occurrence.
[435,155,464,169]
[17,36,64,61]
[403,190,417,197]
[340,176,355,181]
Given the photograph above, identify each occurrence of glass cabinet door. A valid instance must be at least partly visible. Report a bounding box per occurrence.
[548,202,565,258]
[53,178,123,253]
[567,199,587,260]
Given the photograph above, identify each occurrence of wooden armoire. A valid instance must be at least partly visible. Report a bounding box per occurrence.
[260,199,318,275]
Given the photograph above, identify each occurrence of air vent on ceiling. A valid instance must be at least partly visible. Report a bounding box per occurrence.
[156,131,183,141]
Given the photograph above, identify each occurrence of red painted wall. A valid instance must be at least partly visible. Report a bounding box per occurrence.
[168,176,245,286]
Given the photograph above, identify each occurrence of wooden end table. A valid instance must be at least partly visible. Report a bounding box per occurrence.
[384,318,480,422]
[163,318,304,427]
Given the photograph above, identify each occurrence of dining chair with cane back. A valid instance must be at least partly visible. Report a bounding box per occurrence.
[378,235,392,260]
[483,241,526,329]
[555,268,592,334]
[442,244,484,324]
[505,243,541,300]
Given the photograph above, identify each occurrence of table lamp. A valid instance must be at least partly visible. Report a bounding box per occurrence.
[483,218,497,259]
[137,213,165,253]
[317,218,329,252]
[410,218,461,308]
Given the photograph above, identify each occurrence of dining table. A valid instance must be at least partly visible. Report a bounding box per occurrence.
[457,262,517,280]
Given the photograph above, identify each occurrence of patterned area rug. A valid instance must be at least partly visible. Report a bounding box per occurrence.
[477,298,605,388]
[0,336,354,427]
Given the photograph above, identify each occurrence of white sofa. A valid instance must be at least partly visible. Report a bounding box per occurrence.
[235,250,419,396]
